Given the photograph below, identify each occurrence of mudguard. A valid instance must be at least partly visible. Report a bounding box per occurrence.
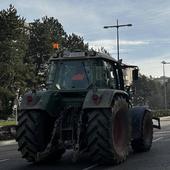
[83,89,129,109]
[130,106,151,140]
[19,90,61,116]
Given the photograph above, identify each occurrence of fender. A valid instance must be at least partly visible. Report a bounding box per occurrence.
[19,90,61,116]
[130,106,152,139]
[83,89,129,109]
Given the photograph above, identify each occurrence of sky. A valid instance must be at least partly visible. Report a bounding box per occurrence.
[1,0,170,77]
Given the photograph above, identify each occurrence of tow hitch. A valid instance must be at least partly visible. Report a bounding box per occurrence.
[152,117,161,129]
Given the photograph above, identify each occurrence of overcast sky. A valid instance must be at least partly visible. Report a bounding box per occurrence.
[1,0,170,77]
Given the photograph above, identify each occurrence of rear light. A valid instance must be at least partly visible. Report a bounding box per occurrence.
[92,94,99,101]
[92,94,101,104]
[27,96,33,103]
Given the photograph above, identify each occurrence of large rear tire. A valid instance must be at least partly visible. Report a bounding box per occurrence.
[131,111,153,152]
[87,96,130,164]
[16,110,64,162]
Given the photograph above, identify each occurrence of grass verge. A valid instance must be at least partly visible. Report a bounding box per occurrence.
[0,121,16,126]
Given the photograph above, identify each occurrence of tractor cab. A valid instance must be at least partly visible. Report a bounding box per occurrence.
[46,50,138,93]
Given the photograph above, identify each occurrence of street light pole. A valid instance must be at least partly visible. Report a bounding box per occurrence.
[161,61,170,110]
[104,19,132,61]
[116,20,120,61]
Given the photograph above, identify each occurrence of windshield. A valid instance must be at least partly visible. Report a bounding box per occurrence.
[47,60,93,89]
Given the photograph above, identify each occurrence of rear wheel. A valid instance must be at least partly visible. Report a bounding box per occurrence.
[131,111,153,152]
[87,96,130,164]
[16,110,64,162]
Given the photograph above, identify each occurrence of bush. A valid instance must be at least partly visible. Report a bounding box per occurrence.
[0,87,14,120]
[152,109,170,117]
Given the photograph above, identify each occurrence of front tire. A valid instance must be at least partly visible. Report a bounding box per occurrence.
[131,111,153,152]
[87,96,130,164]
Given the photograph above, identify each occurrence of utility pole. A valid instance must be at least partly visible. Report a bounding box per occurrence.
[104,19,132,61]
[161,61,170,110]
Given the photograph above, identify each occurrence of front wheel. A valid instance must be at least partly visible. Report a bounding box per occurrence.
[131,111,153,152]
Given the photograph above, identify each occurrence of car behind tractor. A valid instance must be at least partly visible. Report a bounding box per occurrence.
[16,50,160,164]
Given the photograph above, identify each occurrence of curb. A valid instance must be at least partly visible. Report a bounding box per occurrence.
[160,116,170,121]
[0,140,17,146]
[0,125,16,141]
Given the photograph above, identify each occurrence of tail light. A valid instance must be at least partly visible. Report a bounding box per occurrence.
[92,94,101,104]
[27,96,33,103]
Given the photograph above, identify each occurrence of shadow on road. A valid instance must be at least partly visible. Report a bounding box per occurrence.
[8,150,96,170]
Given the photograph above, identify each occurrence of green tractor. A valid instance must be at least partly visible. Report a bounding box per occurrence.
[16,50,160,164]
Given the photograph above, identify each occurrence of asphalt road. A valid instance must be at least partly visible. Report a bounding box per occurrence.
[0,117,170,170]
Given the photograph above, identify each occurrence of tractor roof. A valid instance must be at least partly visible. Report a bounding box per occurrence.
[50,50,117,62]
[50,50,138,69]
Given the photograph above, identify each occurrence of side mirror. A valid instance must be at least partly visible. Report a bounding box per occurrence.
[132,69,139,81]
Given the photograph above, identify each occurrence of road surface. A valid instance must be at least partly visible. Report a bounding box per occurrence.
[0,117,170,170]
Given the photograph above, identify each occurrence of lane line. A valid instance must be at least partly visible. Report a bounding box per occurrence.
[82,164,99,170]
[0,159,10,163]
[153,137,163,143]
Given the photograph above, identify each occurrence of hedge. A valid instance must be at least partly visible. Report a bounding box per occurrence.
[152,109,170,117]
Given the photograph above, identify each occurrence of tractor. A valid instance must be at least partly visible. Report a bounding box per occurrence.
[16,50,160,164]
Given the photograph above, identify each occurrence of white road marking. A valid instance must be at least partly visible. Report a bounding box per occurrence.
[0,159,10,163]
[153,137,163,142]
[82,164,98,170]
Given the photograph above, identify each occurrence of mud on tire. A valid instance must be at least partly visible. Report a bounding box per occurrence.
[87,96,130,164]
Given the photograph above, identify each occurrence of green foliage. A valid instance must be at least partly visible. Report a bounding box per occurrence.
[0,87,14,119]
[0,5,89,118]
[167,79,170,108]
[133,75,165,109]
[152,110,170,117]
[66,33,88,51]
[0,5,27,88]
[0,120,16,126]
[25,16,88,85]
[25,17,64,74]
[0,5,28,117]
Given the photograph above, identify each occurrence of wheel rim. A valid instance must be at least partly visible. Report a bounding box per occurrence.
[113,111,127,156]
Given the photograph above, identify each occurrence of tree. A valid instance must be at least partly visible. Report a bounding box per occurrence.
[25,17,67,75]
[166,79,170,109]
[26,16,88,86]
[0,5,28,118]
[0,6,92,118]
[66,33,88,51]
[132,75,164,109]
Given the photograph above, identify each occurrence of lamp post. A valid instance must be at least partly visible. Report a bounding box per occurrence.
[104,19,132,61]
[161,61,170,110]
